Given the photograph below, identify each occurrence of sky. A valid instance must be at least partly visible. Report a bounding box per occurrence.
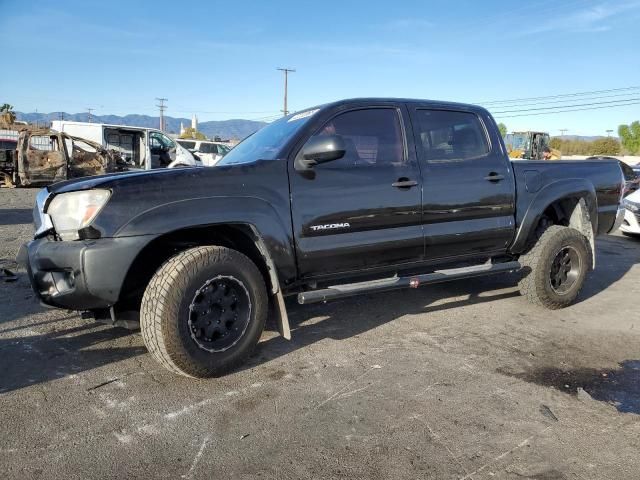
[1,0,639,135]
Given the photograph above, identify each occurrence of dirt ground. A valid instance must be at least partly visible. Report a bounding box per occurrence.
[1,188,639,480]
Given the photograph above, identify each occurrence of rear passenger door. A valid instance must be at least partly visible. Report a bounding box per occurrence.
[290,106,423,278]
[410,107,515,260]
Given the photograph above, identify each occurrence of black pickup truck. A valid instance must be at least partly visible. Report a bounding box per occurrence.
[20,98,625,378]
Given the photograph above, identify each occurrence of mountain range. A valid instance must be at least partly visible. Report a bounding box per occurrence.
[15,112,268,140]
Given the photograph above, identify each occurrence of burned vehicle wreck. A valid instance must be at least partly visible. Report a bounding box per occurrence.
[1,129,124,187]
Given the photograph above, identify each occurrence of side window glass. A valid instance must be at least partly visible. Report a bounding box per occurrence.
[415,110,489,162]
[311,108,405,167]
[160,133,175,149]
[150,136,162,151]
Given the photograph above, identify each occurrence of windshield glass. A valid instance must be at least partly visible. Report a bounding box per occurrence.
[505,133,528,151]
[217,109,319,165]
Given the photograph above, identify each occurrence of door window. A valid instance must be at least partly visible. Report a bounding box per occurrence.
[309,108,405,167]
[150,132,175,151]
[414,110,489,162]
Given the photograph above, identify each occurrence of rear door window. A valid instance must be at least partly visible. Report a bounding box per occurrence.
[414,110,489,162]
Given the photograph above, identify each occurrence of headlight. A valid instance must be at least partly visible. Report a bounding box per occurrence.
[46,190,111,240]
[623,199,639,213]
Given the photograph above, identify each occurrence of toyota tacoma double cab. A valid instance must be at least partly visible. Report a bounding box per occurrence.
[19,98,626,378]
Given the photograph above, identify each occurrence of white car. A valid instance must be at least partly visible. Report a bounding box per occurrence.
[620,189,640,236]
[176,140,231,166]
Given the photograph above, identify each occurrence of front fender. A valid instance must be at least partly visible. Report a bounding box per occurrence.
[114,195,297,283]
[510,178,597,254]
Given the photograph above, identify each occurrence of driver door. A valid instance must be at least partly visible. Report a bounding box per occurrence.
[149,131,175,168]
[289,106,424,279]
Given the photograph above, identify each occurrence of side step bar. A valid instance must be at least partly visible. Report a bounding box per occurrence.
[297,261,521,305]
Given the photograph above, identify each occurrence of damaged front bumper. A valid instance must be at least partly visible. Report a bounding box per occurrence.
[18,235,152,311]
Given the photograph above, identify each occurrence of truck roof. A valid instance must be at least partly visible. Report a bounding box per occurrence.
[311,97,488,113]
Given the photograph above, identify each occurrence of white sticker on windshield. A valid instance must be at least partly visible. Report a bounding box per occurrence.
[287,109,319,122]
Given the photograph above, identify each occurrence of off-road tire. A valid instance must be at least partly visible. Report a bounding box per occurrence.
[518,225,591,309]
[140,246,267,378]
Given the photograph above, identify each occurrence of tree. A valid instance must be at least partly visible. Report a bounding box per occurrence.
[549,137,563,150]
[497,123,507,137]
[0,103,16,125]
[618,121,640,155]
[590,137,621,156]
[179,127,206,140]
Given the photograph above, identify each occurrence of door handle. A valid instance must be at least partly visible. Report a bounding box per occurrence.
[392,178,418,188]
[484,173,505,182]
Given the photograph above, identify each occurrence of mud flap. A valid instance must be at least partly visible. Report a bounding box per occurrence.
[248,226,291,340]
[274,289,291,340]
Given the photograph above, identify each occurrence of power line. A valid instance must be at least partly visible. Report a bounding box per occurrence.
[493,101,640,119]
[478,86,640,106]
[483,91,640,109]
[277,68,295,116]
[491,97,640,114]
[156,98,168,131]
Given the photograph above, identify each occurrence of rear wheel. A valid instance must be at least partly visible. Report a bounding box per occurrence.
[140,246,267,377]
[518,225,590,309]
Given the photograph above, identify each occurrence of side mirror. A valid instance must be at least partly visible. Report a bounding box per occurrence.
[297,134,346,169]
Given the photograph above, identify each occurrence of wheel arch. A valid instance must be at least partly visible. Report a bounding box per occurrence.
[511,179,597,266]
[117,222,291,338]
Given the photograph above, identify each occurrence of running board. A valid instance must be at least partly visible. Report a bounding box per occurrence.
[297,261,521,305]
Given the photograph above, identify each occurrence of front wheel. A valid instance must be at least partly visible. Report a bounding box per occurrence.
[140,246,267,377]
[518,225,591,309]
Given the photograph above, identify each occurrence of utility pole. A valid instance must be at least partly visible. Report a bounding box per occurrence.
[58,112,64,121]
[277,68,295,116]
[559,129,568,138]
[156,98,168,131]
[606,129,613,137]
[87,108,94,123]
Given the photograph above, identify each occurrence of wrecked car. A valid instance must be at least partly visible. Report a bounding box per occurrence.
[50,121,201,170]
[1,129,124,187]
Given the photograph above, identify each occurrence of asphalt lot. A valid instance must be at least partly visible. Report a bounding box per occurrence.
[1,188,639,480]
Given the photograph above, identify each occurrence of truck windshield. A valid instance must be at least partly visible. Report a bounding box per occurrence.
[505,133,528,151]
[217,109,319,165]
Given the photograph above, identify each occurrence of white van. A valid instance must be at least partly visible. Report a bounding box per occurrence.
[176,139,231,166]
[50,121,201,170]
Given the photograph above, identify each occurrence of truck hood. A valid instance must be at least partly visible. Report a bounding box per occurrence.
[47,167,200,194]
[46,159,289,238]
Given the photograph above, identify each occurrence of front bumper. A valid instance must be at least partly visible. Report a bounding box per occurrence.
[18,235,153,310]
[619,208,640,234]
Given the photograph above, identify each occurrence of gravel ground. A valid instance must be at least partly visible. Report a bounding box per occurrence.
[1,187,639,480]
